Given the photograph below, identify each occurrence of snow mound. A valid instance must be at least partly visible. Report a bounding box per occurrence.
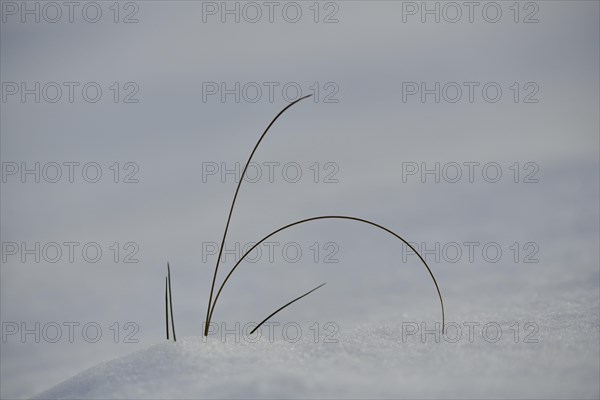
[34,318,599,399]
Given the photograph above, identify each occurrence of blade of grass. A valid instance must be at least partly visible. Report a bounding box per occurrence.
[168,262,176,342]
[208,215,445,334]
[204,94,313,336]
[250,283,326,335]
[165,275,170,340]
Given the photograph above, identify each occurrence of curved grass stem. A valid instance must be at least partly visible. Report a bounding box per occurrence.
[250,283,326,335]
[207,216,445,334]
[204,95,313,336]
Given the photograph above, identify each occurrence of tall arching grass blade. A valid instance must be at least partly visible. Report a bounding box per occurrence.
[208,216,445,334]
[204,95,313,335]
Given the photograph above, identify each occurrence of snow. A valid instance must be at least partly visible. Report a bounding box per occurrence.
[1,2,598,399]
[35,294,599,399]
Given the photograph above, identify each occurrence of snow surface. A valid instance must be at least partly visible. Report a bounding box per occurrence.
[2,3,598,399]
[35,295,599,399]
